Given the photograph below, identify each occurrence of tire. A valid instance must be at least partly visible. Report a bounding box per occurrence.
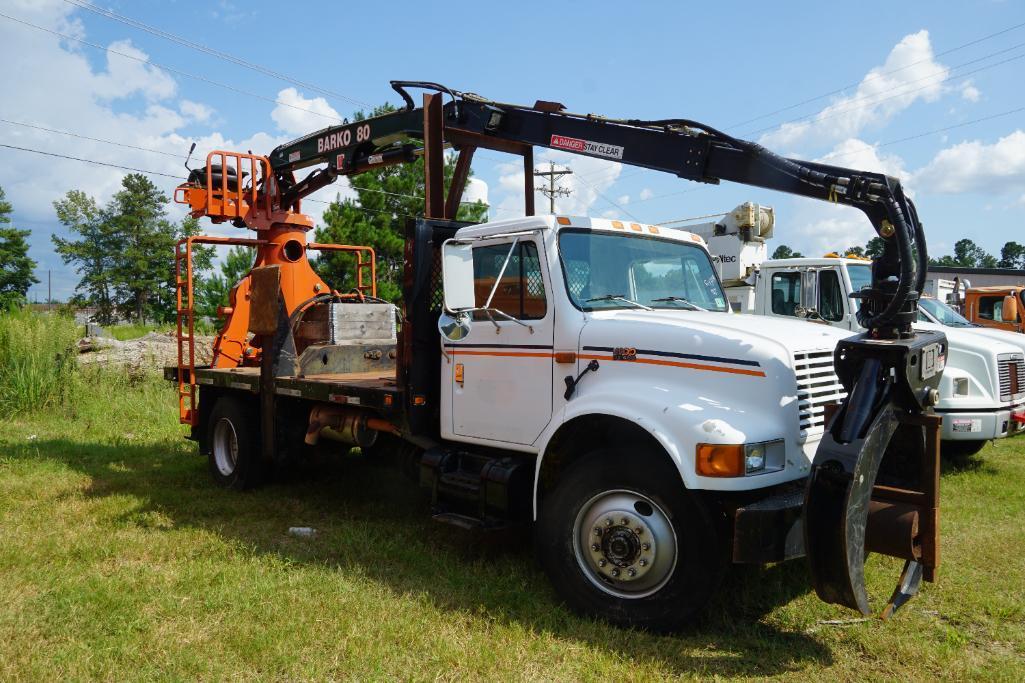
[207,396,263,490]
[536,447,724,631]
[941,439,987,463]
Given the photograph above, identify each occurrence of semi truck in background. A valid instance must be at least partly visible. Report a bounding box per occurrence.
[693,203,1025,458]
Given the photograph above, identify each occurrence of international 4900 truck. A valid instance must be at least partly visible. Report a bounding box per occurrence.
[167,82,948,629]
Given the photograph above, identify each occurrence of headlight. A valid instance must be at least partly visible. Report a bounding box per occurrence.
[953,377,969,397]
[696,439,785,477]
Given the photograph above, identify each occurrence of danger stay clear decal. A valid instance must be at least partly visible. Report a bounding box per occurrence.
[550,134,624,160]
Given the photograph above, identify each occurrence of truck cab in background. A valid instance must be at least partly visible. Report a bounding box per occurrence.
[962,286,1025,333]
[693,203,1025,457]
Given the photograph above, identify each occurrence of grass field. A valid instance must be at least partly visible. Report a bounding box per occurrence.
[1,372,1023,681]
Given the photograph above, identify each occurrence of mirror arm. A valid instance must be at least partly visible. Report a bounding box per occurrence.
[483,238,520,310]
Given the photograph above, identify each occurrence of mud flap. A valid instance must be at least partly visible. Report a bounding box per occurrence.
[803,332,945,617]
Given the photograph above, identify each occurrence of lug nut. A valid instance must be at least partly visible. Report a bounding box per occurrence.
[591,543,600,552]
[610,568,620,577]
[594,527,603,536]
[638,559,648,567]
[605,518,613,527]
[598,559,607,567]
[627,568,637,577]
[621,518,629,526]
[634,527,643,535]
[642,543,650,551]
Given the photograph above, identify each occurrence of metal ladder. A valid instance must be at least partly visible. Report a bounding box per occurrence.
[175,239,197,426]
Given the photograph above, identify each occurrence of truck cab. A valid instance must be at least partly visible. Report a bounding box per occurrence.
[963,286,1025,333]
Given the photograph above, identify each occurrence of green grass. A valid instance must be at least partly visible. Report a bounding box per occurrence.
[0,309,78,417]
[1,373,1023,680]
[107,323,172,341]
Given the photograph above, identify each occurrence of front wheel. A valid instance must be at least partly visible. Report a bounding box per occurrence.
[536,447,724,631]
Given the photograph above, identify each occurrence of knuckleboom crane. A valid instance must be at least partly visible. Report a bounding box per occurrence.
[174,81,946,619]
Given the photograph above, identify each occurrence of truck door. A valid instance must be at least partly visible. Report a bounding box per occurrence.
[817,267,851,328]
[445,237,555,445]
[767,269,803,319]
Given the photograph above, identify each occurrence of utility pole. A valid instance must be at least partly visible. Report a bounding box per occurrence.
[533,162,573,213]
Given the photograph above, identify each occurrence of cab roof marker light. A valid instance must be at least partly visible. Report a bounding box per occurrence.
[556,216,571,225]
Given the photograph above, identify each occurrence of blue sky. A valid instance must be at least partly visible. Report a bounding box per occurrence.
[2,0,1024,301]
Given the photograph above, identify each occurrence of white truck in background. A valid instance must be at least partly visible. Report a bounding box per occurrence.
[692,203,1025,459]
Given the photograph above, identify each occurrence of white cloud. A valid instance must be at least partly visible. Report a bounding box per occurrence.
[269,87,341,135]
[639,187,654,201]
[960,82,981,103]
[911,130,1025,194]
[617,194,630,205]
[180,100,214,123]
[91,40,177,102]
[760,30,954,151]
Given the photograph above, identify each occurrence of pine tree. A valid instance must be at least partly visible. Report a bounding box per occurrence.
[0,186,38,310]
[53,190,117,323]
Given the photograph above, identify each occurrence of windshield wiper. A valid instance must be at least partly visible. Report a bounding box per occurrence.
[650,296,706,311]
[585,294,653,311]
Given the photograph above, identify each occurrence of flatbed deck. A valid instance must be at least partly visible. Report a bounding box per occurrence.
[164,365,401,414]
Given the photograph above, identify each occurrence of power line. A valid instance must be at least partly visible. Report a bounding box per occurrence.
[0,11,345,124]
[0,117,189,159]
[727,20,1025,130]
[0,142,182,178]
[62,0,370,109]
[742,42,1025,138]
[574,170,640,221]
[656,212,728,226]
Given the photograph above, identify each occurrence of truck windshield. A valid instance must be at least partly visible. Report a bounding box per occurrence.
[558,230,728,312]
[847,264,872,312]
[919,297,975,327]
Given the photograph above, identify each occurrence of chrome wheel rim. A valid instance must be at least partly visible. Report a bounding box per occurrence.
[212,417,239,476]
[572,489,678,599]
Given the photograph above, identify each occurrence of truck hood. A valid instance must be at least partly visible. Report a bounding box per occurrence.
[949,325,1025,356]
[580,310,849,363]
[915,321,1022,357]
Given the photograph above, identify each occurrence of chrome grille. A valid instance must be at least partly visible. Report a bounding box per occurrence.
[793,349,846,439]
[998,353,1025,402]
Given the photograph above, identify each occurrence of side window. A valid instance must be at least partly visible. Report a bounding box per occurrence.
[978,296,1003,321]
[818,270,845,322]
[771,272,801,316]
[472,241,547,320]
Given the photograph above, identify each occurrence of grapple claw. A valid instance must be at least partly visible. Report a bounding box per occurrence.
[803,332,945,617]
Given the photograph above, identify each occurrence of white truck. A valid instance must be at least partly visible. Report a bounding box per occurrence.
[696,203,1025,458]
[171,83,949,628]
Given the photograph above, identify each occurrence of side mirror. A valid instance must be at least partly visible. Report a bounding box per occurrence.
[802,270,818,312]
[441,240,476,312]
[438,311,471,342]
[1003,295,1019,322]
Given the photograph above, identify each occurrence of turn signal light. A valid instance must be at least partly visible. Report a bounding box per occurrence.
[696,443,745,477]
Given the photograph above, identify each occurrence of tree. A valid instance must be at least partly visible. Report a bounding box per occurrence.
[0,186,38,310]
[865,236,886,259]
[313,104,488,302]
[929,238,998,268]
[106,174,180,322]
[53,190,117,323]
[771,244,804,259]
[843,246,865,257]
[55,176,214,324]
[998,241,1025,269]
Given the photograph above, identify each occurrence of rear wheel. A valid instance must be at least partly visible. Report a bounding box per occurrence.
[207,397,262,489]
[536,447,724,631]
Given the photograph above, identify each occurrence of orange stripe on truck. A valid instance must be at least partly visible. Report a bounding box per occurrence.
[578,354,766,377]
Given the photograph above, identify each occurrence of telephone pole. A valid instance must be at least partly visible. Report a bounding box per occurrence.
[533,162,573,213]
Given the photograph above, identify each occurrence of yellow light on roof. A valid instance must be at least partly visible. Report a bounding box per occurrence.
[611,220,625,229]
[556,216,571,225]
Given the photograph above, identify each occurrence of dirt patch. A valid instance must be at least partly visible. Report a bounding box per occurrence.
[77,331,215,371]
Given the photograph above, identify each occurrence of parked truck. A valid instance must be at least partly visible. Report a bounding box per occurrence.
[695,203,1025,459]
[961,285,1025,333]
[167,82,946,629]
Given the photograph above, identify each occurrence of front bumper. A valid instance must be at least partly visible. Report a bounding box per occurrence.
[730,481,806,564]
[936,405,1025,441]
